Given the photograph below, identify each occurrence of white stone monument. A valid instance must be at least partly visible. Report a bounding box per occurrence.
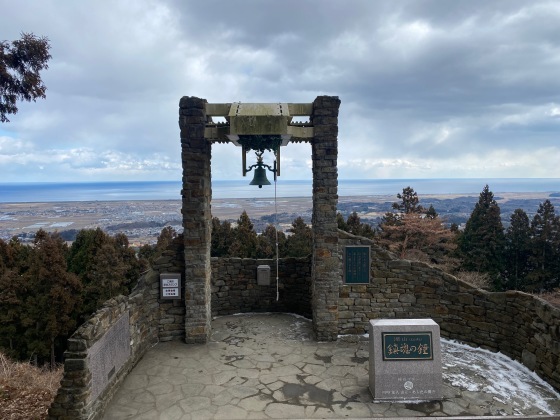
[369,319,442,401]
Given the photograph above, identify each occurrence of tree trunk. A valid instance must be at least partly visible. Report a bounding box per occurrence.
[50,337,55,369]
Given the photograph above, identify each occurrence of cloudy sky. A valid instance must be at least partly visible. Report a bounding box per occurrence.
[1,0,559,183]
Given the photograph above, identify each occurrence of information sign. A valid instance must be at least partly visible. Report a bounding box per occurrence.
[344,246,370,284]
[161,278,179,288]
[160,273,181,300]
[382,332,433,361]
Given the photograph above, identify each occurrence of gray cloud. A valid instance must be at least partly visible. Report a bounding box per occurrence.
[1,0,559,182]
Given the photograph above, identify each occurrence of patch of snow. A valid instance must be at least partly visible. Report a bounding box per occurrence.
[442,338,560,415]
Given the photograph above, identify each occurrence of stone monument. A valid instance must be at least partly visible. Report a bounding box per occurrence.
[369,318,442,400]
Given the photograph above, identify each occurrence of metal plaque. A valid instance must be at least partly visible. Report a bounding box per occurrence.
[344,246,370,284]
[382,332,433,361]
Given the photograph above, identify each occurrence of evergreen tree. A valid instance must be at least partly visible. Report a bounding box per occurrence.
[344,212,376,239]
[336,212,347,231]
[527,200,559,290]
[284,217,313,257]
[68,228,139,319]
[23,230,82,367]
[393,186,424,214]
[503,209,531,290]
[426,204,438,219]
[211,217,234,257]
[229,211,258,257]
[137,226,177,265]
[458,185,506,290]
[256,224,286,259]
[0,239,27,358]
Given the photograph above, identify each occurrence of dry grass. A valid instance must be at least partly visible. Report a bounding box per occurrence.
[535,288,560,308]
[0,352,63,420]
[455,271,491,290]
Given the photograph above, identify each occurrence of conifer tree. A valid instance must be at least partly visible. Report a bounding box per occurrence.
[527,200,559,290]
[256,224,286,258]
[23,230,82,367]
[504,209,531,290]
[336,212,347,231]
[284,217,312,257]
[229,211,258,257]
[344,212,376,239]
[211,217,234,257]
[458,185,506,290]
[393,186,424,214]
[0,239,27,358]
[68,228,139,319]
[426,204,438,219]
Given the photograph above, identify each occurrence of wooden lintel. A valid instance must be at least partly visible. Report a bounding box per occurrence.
[204,125,230,141]
[205,103,232,116]
[287,103,313,116]
[287,125,314,138]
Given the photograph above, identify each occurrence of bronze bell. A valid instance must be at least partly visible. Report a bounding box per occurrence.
[249,166,271,188]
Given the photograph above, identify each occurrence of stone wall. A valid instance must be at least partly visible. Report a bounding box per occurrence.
[338,230,560,391]
[311,95,342,341]
[50,226,560,420]
[179,96,213,344]
[211,257,312,318]
[152,234,186,342]
[48,272,159,420]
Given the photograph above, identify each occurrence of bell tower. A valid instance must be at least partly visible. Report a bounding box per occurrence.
[179,96,341,343]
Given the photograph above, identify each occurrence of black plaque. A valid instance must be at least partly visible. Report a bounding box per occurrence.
[344,246,370,284]
[382,332,433,361]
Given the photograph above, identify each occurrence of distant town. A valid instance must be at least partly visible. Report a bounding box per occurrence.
[1,192,559,246]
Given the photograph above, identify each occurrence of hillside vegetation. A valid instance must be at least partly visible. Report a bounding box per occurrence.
[0,352,62,420]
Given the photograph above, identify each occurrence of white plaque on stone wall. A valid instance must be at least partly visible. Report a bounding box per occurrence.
[160,273,181,300]
[369,319,442,401]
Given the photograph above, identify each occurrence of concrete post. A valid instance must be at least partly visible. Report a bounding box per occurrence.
[311,95,341,341]
[179,96,212,344]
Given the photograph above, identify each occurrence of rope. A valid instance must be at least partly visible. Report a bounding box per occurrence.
[274,166,279,301]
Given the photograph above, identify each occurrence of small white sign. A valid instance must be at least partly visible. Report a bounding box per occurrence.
[162,278,179,288]
[162,288,179,297]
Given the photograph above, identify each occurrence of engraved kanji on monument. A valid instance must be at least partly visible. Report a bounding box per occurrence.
[369,319,442,400]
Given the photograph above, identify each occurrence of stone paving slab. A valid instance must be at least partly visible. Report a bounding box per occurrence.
[103,313,560,419]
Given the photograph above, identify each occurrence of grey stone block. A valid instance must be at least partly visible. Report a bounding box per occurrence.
[369,318,442,401]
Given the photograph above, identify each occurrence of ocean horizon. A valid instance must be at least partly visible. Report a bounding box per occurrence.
[0,178,559,203]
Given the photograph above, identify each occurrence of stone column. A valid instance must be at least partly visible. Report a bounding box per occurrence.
[311,95,341,341]
[179,96,212,344]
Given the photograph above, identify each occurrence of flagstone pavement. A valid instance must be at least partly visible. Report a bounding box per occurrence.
[103,313,560,419]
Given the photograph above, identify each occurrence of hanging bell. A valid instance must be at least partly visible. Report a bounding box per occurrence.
[249,166,271,188]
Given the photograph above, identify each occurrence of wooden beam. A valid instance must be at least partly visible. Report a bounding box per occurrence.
[287,103,313,116]
[205,103,232,116]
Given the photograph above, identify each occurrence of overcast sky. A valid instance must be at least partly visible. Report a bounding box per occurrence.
[1,0,559,183]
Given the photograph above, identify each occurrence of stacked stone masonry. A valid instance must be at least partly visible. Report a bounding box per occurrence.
[211,257,312,318]
[50,229,560,419]
[311,95,342,342]
[338,230,560,392]
[48,273,159,420]
[180,96,213,344]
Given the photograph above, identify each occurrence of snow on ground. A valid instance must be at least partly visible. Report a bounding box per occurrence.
[442,338,560,415]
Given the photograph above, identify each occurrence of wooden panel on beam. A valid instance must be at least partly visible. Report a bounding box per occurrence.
[287,125,314,138]
[205,103,232,116]
[288,103,313,116]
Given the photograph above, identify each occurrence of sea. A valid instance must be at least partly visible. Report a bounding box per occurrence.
[0,179,559,203]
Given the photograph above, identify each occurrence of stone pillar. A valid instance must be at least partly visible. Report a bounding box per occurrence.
[311,95,341,341]
[179,96,212,344]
